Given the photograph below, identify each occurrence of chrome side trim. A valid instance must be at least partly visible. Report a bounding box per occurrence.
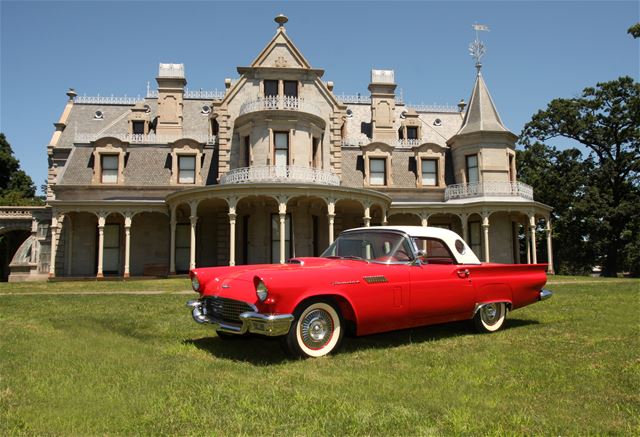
[539,289,553,301]
[186,300,293,337]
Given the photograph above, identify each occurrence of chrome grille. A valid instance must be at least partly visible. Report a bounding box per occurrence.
[203,297,255,323]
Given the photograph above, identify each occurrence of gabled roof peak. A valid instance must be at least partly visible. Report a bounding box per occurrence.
[455,69,512,137]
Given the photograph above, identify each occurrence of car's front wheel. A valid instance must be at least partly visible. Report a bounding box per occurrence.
[473,302,507,333]
[281,299,344,359]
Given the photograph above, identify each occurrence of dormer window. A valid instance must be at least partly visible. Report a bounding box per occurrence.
[421,159,438,186]
[284,80,298,98]
[132,121,145,135]
[101,155,119,183]
[406,126,418,140]
[264,80,278,97]
[178,155,196,184]
[369,158,387,186]
[170,139,203,185]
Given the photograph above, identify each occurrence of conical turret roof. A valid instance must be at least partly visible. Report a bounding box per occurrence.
[455,70,513,137]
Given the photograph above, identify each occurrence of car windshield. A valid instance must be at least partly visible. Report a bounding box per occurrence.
[321,231,414,263]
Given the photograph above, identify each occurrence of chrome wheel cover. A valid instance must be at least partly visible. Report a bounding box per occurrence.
[300,309,334,350]
[480,303,501,326]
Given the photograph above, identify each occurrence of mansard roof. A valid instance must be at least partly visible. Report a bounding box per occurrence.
[454,70,515,139]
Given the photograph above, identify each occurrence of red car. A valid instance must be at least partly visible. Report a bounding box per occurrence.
[187,226,552,358]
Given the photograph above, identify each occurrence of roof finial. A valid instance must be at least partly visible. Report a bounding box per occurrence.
[275,14,288,31]
[469,23,490,72]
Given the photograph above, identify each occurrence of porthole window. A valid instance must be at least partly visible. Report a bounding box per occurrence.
[455,239,466,255]
[201,105,211,115]
[143,104,151,113]
[433,118,442,126]
[94,110,104,120]
[346,109,353,118]
[399,111,407,119]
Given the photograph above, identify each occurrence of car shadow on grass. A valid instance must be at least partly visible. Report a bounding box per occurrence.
[339,318,540,354]
[184,318,539,365]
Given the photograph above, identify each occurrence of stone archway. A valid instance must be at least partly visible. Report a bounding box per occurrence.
[0,229,31,281]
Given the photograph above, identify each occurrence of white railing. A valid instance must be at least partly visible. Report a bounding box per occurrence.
[336,94,405,104]
[404,103,459,113]
[336,94,371,104]
[445,181,534,201]
[184,89,225,99]
[74,95,145,105]
[239,96,323,118]
[220,165,340,186]
[341,137,427,148]
[0,206,41,219]
[75,133,216,145]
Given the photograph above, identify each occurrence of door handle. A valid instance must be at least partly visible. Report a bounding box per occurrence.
[457,269,470,279]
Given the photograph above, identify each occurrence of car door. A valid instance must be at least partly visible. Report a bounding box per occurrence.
[409,237,475,322]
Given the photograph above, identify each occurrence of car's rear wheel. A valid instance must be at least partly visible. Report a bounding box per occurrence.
[281,299,344,359]
[473,302,507,333]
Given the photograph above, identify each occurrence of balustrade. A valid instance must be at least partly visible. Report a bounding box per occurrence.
[445,181,534,200]
[238,96,323,118]
[220,165,340,186]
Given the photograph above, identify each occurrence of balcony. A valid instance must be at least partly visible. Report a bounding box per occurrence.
[445,181,534,201]
[219,165,340,186]
[238,96,323,119]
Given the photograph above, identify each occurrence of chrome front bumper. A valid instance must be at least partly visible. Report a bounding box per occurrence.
[186,300,294,337]
[539,289,553,301]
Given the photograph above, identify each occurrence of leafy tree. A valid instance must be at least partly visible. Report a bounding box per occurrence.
[629,23,640,38]
[521,77,640,277]
[0,133,40,205]
[517,143,596,274]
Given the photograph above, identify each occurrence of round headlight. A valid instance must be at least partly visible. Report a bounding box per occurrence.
[191,275,200,292]
[256,280,268,302]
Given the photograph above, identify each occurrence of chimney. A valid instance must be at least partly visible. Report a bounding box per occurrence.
[155,63,186,135]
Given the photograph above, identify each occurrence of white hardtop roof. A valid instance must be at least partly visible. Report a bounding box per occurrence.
[343,226,481,264]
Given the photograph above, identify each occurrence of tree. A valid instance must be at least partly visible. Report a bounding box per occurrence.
[517,143,596,274]
[0,133,39,205]
[628,23,640,38]
[521,77,640,276]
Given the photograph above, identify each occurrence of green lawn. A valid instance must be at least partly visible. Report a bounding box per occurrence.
[0,278,638,435]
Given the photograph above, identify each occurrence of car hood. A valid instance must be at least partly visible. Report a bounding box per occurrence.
[192,257,368,302]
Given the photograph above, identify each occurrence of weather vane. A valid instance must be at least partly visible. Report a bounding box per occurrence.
[469,23,490,71]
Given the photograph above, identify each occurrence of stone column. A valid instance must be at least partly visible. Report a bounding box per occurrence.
[363,202,371,227]
[189,200,199,270]
[279,201,287,264]
[514,222,521,264]
[546,217,555,274]
[124,213,132,278]
[327,200,336,244]
[48,213,63,279]
[529,214,538,264]
[525,224,531,264]
[481,212,490,263]
[459,213,469,241]
[96,213,106,278]
[227,198,237,266]
[169,206,177,275]
[420,212,429,227]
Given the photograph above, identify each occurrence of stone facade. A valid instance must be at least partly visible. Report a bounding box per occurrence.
[3,16,554,281]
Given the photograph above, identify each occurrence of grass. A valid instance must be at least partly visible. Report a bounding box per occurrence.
[0,277,638,435]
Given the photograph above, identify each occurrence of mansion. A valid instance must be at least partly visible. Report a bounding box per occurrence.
[3,15,553,281]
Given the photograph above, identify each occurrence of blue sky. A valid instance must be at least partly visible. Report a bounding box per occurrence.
[1,0,638,194]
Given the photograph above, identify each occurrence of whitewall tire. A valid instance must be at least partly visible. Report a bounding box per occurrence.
[474,302,507,333]
[282,300,344,358]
